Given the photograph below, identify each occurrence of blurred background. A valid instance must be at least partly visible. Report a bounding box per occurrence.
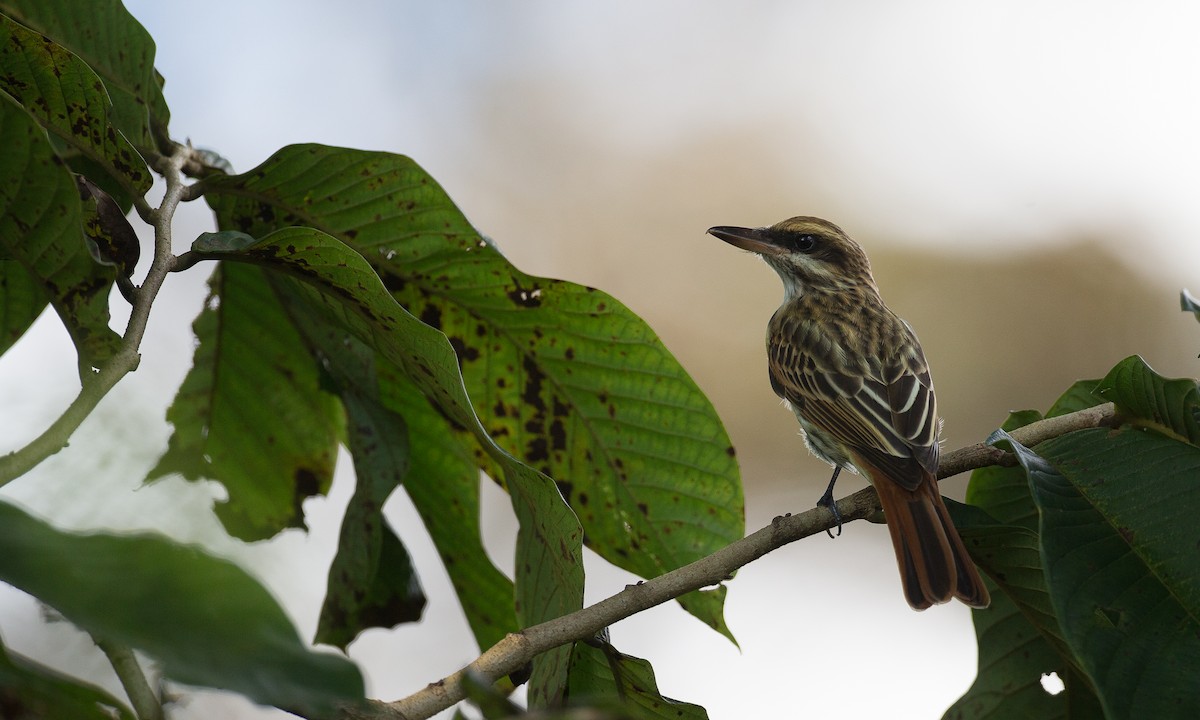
[2,1,1199,717]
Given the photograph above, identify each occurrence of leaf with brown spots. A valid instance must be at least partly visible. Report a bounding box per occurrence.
[0,11,151,201]
[202,145,744,642]
[1,0,171,153]
[147,263,343,541]
[566,638,708,719]
[186,224,582,703]
[0,93,120,376]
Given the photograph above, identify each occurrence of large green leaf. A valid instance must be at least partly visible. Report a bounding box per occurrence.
[566,639,708,720]
[0,12,151,199]
[0,93,119,374]
[147,263,343,540]
[276,288,427,650]
[1007,426,1200,720]
[0,0,169,151]
[201,144,743,639]
[0,499,364,716]
[187,226,583,704]
[0,639,135,720]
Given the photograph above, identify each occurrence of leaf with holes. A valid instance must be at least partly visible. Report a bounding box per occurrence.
[147,263,343,540]
[1002,427,1200,720]
[188,225,583,704]
[202,144,744,640]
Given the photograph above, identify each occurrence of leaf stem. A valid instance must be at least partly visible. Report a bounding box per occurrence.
[0,143,197,486]
[94,637,164,720]
[361,402,1116,720]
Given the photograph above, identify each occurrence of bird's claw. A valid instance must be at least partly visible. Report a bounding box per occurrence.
[817,487,843,538]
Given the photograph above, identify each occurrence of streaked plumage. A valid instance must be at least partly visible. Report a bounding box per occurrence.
[709,216,989,610]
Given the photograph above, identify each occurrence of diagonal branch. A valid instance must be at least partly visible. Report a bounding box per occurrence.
[349,402,1116,720]
[0,144,197,486]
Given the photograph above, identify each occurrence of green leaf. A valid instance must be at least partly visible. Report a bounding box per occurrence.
[77,174,138,278]
[1094,355,1200,443]
[147,263,343,540]
[0,0,170,151]
[188,225,584,705]
[0,257,46,357]
[202,144,743,639]
[566,640,708,720]
[0,12,151,199]
[0,499,364,715]
[382,362,519,652]
[282,295,427,650]
[943,576,1066,720]
[1010,427,1200,719]
[0,640,135,720]
[0,93,119,375]
[1046,379,1104,418]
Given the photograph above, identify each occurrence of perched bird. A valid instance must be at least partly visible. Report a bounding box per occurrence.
[708,216,989,610]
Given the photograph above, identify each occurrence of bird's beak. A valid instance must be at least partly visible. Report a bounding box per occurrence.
[707,226,786,256]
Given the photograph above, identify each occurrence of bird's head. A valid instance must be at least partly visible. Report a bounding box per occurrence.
[707,216,876,300]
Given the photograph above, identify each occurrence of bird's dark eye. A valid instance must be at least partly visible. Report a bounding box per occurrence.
[792,234,818,253]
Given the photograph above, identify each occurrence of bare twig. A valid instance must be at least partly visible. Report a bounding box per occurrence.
[94,637,164,720]
[369,402,1116,720]
[0,143,197,486]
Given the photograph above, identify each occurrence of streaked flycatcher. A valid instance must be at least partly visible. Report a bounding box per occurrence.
[709,216,989,610]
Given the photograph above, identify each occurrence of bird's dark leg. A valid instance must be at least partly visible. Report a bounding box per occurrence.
[817,467,843,538]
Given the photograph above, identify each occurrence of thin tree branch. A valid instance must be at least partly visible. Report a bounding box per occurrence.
[94,637,164,720]
[360,402,1116,720]
[0,143,197,486]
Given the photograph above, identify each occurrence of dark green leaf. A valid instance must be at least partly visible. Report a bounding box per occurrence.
[0,0,170,151]
[203,144,743,640]
[1094,355,1200,444]
[147,263,343,540]
[943,577,1066,720]
[566,640,708,720]
[0,12,151,198]
[284,296,427,649]
[188,225,583,705]
[0,640,135,720]
[1045,379,1104,418]
[0,499,364,715]
[0,258,46,357]
[0,93,119,375]
[1009,427,1200,719]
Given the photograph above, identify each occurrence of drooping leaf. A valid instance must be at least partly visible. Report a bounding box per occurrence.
[0,12,151,199]
[187,225,583,704]
[0,93,119,375]
[278,288,427,650]
[1004,427,1200,720]
[202,144,743,639]
[0,639,135,720]
[566,639,708,720]
[0,499,364,716]
[147,263,343,540]
[380,361,519,652]
[0,0,170,152]
[1093,355,1200,444]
